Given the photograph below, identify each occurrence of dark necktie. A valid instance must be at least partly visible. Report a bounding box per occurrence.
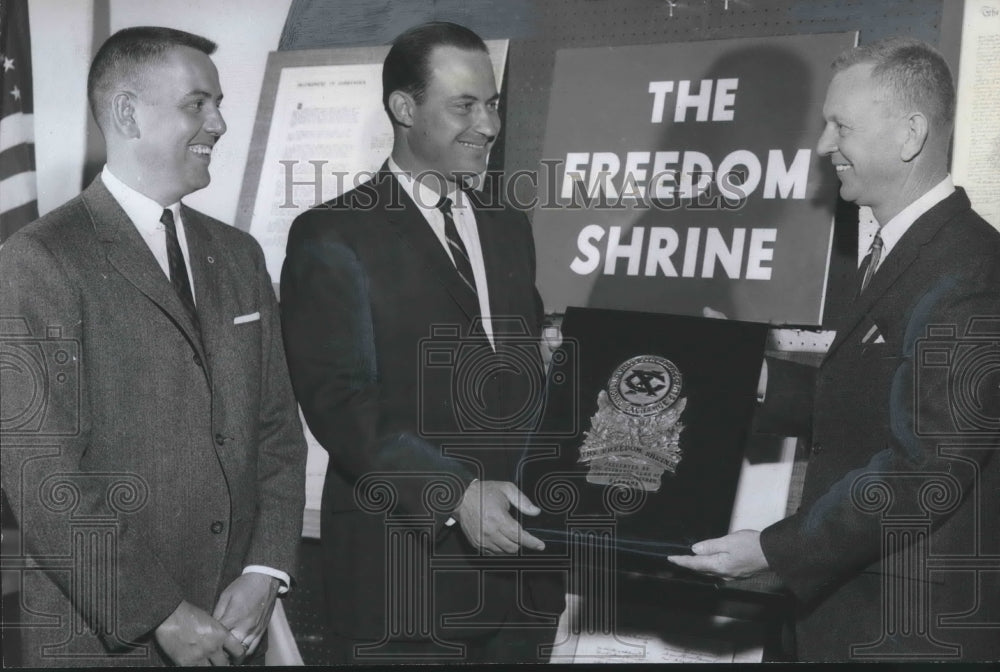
[436,196,478,296]
[160,208,202,338]
[857,231,884,298]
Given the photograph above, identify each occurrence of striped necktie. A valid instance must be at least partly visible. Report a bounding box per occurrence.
[436,196,478,296]
[857,232,883,298]
[161,208,202,338]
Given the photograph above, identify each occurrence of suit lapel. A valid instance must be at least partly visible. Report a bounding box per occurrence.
[379,169,480,321]
[83,178,207,363]
[180,207,220,381]
[826,190,966,358]
[470,196,506,319]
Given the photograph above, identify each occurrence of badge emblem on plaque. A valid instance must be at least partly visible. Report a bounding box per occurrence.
[578,355,687,493]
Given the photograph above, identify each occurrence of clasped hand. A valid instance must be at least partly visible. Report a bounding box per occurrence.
[454,480,546,554]
[155,573,279,665]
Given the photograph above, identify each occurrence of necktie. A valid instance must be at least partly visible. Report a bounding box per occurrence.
[436,196,478,296]
[160,208,202,338]
[857,232,884,298]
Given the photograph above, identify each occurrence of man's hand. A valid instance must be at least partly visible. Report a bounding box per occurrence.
[212,573,280,663]
[667,530,769,580]
[154,600,244,666]
[702,306,728,320]
[453,480,546,554]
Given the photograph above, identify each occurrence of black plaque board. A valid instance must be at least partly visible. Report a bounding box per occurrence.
[521,307,768,572]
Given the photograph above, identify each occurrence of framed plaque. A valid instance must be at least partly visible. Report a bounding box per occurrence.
[521,307,767,572]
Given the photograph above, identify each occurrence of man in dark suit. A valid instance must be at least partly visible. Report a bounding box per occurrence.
[0,27,307,666]
[669,38,1000,661]
[281,21,561,664]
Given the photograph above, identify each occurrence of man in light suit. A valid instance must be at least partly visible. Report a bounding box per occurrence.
[669,38,1000,661]
[281,21,562,665]
[0,27,307,666]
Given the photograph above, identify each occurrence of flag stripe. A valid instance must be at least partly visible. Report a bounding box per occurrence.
[0,112,34,153]
[0,143,36,182]
[0,171,37,212]
[0,199,38,241]
[1,0,39,241]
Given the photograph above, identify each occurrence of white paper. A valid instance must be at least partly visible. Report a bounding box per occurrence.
[954,0,1000,230]
[571,616,763,664]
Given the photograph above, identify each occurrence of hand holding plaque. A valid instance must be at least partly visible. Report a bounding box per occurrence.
[667,529,769,579]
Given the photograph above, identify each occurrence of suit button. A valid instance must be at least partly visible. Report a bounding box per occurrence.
[812,443,824,454]
[210,521,224,534]
[215,433,225,446]
[193,353,203,368]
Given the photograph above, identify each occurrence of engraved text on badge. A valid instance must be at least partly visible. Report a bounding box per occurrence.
[579,355,686,493]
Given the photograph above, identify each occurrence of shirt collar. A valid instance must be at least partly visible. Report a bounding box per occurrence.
[101,165,181,231]
[387,157,464,212]
[876,175,955,259]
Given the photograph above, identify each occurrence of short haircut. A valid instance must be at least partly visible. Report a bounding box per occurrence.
[87,26,217,129]
[832,37,955,132]
[382,21,488,123]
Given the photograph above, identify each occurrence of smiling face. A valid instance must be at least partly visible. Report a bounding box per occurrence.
[130,46,226,205]
[816,63,908,223]
[397,45,500,186]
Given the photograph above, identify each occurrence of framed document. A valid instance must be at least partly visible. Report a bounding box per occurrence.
[521,307,767,572]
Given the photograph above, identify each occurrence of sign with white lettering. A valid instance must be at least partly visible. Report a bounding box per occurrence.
[531,33,857,325]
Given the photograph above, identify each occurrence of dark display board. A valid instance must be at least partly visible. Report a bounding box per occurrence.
[530,32,856,325]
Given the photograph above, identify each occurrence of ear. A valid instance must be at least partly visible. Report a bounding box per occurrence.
[900,111,929,162]
[387,90,415,128]
[110,92,140,139]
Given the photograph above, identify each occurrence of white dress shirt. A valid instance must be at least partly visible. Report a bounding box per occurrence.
[388,157,496,349]
[101,166,290,594]
[101,167,196,301]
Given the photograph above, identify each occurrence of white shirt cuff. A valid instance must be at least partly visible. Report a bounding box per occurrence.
[242,565,290,595]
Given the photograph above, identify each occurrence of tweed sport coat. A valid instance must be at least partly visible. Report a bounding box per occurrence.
[756,188,1000,661]
[0,177,307,666]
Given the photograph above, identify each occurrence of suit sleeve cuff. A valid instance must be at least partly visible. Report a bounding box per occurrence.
[242,565,291,595]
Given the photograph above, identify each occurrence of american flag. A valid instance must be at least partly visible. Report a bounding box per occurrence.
[0,0,38,242]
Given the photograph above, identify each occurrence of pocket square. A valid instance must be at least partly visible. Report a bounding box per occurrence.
[233,311,260,325]
[861,323,884,345]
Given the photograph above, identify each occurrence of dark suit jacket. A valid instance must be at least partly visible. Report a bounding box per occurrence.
[0,178,307,666]
[757,188,1000,661]
[280,167,558,642]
